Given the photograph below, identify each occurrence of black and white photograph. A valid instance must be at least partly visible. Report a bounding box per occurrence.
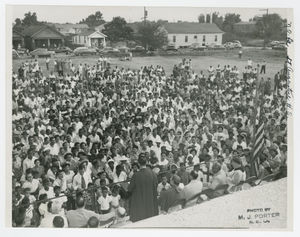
[4,2,295,232]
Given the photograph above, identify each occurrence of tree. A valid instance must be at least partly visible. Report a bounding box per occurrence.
[101,17,133,42]
[14,18,22,26]
[255,13,284,39]
[198,12,223,28]
[212,12,223,29]
[79,11,105,27]
[13,12,45,32]
[22,12,39,27]
[198,14,205,23]
[222,13,241,32]
[137,22,168,49]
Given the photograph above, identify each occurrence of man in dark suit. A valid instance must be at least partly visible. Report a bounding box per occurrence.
[274,71,280,94]
[128,153,159,222]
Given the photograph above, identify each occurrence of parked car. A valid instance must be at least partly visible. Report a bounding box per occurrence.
[148,46,158,51]
[207,43,226,50]
[267,41,280,47]
[12,49,20,59]
[223,42,235,50]
[189,43,207,51]
[99,47,120,56]
[233,40,241,45]
[74,47,97,56]
[118,46,130,53]
[272,44,287,50]
[130,46,146,53]
[30,48,56,58]
[16,48,27,55]
[233,42,243,49]
[163,44,179,51]
[88,46,101,52]
[49,46,73,54]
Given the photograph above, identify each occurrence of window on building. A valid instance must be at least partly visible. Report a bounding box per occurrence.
[185,36,188,42]
[215,35,218,42]
[203,35,206,42]
[79,36,80,43]
[194,35,197,39]
[84,37,86,44]
[173,36,176,43]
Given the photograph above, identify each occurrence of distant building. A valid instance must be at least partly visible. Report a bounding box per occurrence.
[161,22,224,47]
[55,23,89,35]
[95,23,109,32]
[21,25,66,50]
[233,21,257,33]
[12,30,25,49]
[72,30,107,47]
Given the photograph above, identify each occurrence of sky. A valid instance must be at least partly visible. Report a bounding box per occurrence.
[10,5,288,24]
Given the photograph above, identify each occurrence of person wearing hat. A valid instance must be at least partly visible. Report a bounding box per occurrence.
[158,175,186,213]
[128,154,159,222]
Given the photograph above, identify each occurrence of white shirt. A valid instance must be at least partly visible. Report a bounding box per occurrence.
[97,195,112,211]
[23,157,37,173]
[112,171,127,183]
[22,179,40,193]
[39,187,55,199]
[72,172,92,191]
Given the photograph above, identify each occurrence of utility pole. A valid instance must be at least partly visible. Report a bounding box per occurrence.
[259,9,269,49]
[144,7,147,25]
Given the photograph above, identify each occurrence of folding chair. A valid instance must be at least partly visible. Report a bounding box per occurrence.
[183,192,202,208]
[167,199,185,214]
[258,174,275,186]
[197,188,213,204]
[228,181,245,193]
[242,176,258,190]
[210,184,229,199]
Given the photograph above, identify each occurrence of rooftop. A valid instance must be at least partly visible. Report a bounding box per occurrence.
[162,23,224,34]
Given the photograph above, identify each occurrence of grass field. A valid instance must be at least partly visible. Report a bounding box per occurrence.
[12,48,286,83]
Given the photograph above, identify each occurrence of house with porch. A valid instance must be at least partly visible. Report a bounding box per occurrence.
[72,30,107,47]
[12,30,25,49]
[21,25,66,51]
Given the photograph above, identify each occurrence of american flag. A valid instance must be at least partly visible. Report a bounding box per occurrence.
[251,119,265,177]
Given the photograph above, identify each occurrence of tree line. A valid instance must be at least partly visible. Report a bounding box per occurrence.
[13,10,287,49]
[198,12,287,43]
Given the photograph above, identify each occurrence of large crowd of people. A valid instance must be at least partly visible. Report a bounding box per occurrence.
[11,54,288,228]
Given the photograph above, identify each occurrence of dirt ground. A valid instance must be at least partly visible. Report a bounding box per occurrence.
[12,48,286,84]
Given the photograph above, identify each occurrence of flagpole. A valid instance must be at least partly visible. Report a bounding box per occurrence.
[250,64,260,177]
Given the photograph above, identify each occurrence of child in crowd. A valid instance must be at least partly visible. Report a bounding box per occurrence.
[24,187,36,205]
[110,185,121,214]
[38,193,51,219]
[97,186,112,214]
[157,175,171,196]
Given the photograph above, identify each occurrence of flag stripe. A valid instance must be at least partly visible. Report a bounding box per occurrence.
[252,122,265,177]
